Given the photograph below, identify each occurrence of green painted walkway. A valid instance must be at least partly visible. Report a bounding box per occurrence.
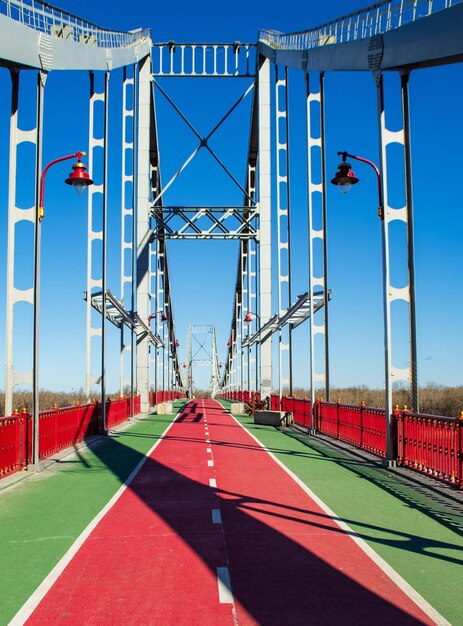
[1,400,462,625]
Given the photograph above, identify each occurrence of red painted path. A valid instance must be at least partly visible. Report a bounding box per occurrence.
[24,400,434,625]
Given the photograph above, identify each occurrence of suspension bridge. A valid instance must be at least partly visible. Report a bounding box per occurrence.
[0,0,462,624]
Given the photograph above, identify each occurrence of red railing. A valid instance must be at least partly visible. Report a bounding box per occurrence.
[0,396,142,479]
[218,391,261,404]
[397,410,463,486]
[39,403,100,457]
[0,414,28,476]
[316,401,387,457]
[148,391,183,406]
[223,391,463,488]
[284,397,312,429]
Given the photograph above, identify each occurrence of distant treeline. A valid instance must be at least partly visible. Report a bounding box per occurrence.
[289,384,463,418]
[1,384,462,419]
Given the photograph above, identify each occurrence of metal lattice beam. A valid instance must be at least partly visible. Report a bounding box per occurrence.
[86,290,164,348]
[151,206,259,240]
[242,291,330,348]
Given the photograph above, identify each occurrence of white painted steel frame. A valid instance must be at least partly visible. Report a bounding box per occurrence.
[119,65,136,409]
[135,54,152,412]
[275,65,292,399]
[152,43,256,78]
[248,240,258,392]
[5,70,38,416]
[149,237,158,405]
[306,72,330,409]
[31,74,46,451]
[185,323,192,397]
[376,70,418,460]
[259,0,461,51]
[240,242,247,394]
[211,325,220,398]
[148,70,161,407]
[257,56,273,399]
[156,240,166,399]
[1,0,151,48]
[85,71,108,432]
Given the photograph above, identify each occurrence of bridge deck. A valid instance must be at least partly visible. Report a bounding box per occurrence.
[1,400,461,625]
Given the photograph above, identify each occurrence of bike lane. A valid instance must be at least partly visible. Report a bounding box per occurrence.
[18,400,235,626]
[15,400,443,625]
[203,400,441,625]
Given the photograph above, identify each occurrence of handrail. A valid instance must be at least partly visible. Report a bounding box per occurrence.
[0,0,151,48]
[259,0,462,51]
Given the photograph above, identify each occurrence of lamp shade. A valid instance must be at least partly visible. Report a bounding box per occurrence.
[65,160,93,194]
[330,161,359,192]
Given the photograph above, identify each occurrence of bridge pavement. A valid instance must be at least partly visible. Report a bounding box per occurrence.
[0,400,461,625]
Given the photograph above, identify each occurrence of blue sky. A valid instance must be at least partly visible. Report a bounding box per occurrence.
[0,0,462,397]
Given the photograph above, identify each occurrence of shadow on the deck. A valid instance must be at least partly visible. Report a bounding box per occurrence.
[82,403,440,626]
[281,427,463,539]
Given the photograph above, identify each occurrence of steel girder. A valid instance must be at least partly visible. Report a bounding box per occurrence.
[151,206,259,240]
[258,2,463,72]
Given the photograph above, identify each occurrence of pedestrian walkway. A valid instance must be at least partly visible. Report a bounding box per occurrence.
[1,400,462,625]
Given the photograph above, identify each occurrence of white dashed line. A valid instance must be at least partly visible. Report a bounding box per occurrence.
[209,478,217,488]
[217,567,233,604]
[206,447,212,453]
[208,459,214,467]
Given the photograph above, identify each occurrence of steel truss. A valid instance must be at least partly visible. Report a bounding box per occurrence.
[242,291,329,348]
[184,325,220,398]
[151,206,258,240]
[150,77,258,241]
[86,290,164,348]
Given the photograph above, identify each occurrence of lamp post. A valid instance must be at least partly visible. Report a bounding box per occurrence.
[244,311,261,398]
[30,152,93,470]
[331,150,394,466]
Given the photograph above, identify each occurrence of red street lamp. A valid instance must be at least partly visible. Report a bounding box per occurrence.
[31,150,93,470]
[331,151,383,219]
[39,151,93,221]
[64,152,93,195]
[244,310,261,394]
[331,149,397,465]
[244,310,260,323]
[330,154,359,195]
[148,309,168,324]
